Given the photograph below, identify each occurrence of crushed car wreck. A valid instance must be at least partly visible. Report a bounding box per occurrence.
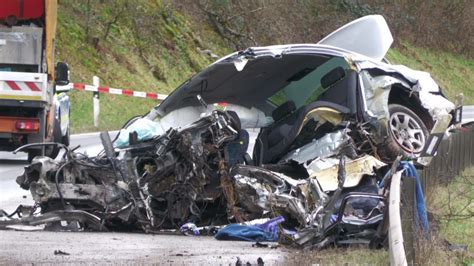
[1,15,459,250]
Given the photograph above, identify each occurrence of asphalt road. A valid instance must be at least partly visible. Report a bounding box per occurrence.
[0,131,292,265]
[0,231,288,265]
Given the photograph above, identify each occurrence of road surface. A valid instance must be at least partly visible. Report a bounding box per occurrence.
[0,131,294,265]
[0,231,289,265]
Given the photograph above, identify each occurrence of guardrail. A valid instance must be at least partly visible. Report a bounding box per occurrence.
[420,126,474,191]
[461,105,474,125]
[399,126,474,264]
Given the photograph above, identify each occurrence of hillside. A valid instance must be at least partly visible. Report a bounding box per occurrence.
[56,1,225,132]
[55,0,474,133]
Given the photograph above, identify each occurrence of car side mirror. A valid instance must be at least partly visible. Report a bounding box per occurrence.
[55,62,70,86]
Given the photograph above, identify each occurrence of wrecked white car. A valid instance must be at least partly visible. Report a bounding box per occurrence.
[3,15,458,249]
[149,15,455,163]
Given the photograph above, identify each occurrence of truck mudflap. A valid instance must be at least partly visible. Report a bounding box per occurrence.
[0,72,49,102]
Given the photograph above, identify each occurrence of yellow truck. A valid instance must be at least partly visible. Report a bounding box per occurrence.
[0,0,70,161]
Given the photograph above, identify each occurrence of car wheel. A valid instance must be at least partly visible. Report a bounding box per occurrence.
[380,104,429,160]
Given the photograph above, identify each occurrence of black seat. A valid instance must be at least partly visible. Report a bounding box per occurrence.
[253,101,350,165]
[318,67,358,114]
[253,67,358,165]
[253,101,296,165]
[224,110,250,166]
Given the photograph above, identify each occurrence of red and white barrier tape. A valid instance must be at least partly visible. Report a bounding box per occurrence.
[70,83,168,100]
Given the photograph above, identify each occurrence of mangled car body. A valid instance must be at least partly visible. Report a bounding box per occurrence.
[6,15,459,248]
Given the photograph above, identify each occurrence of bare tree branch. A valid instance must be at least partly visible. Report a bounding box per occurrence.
[197,1,262,49]
[103,2,128,42]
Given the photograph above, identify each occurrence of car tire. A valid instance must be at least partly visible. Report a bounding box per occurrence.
[379,104,429,160]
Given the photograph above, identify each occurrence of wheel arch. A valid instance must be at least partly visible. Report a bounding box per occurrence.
[388,84,434,130]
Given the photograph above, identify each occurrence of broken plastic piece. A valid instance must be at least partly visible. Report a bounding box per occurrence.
[180,222,200,236]
[311,155,386,192]
[233,56,248,72]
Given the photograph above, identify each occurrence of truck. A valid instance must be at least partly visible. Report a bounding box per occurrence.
[0,0,70,161]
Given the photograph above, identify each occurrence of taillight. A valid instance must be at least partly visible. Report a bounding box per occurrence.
[15,120,40,131]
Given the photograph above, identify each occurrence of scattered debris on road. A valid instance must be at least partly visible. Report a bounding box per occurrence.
[1,109,428,250]
[252,242,278,249]
[0,15,459,256]
[53,250,70,256]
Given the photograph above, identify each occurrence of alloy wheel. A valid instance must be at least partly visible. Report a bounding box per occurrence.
[389,111,426,153]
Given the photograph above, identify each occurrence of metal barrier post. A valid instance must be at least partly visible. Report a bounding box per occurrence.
[93,76,100,128]
[402,176,416,265]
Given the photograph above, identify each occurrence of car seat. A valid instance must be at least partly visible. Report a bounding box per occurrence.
[317,67,357,114]
[253,101,350,165]
[224,110,251,166]
[253,67,357,165]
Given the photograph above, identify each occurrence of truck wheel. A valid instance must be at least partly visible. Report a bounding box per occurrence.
[45,120,62,159]
[62,127,70,146]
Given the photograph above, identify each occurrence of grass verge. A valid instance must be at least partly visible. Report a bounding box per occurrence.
[419,167,474,265]
[387,42,474,104]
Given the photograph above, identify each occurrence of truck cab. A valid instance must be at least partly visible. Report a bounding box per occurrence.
[0,0,70,161]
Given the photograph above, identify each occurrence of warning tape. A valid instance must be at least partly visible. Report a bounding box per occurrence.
[70,83,168,100]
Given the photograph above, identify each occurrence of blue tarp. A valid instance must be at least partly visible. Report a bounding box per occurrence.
[215,216,284,242]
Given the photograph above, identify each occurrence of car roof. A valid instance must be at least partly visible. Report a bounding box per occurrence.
[156,15,395,116]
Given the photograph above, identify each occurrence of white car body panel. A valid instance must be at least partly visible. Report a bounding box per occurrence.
[317,15,393,61]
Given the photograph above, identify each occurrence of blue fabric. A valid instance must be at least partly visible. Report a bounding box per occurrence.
[255,216,284,240]
[215,224,275,242]
[376,161,429,235]
[399,161,430,235]
[378,170,391,188]
[215,216,284,242]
